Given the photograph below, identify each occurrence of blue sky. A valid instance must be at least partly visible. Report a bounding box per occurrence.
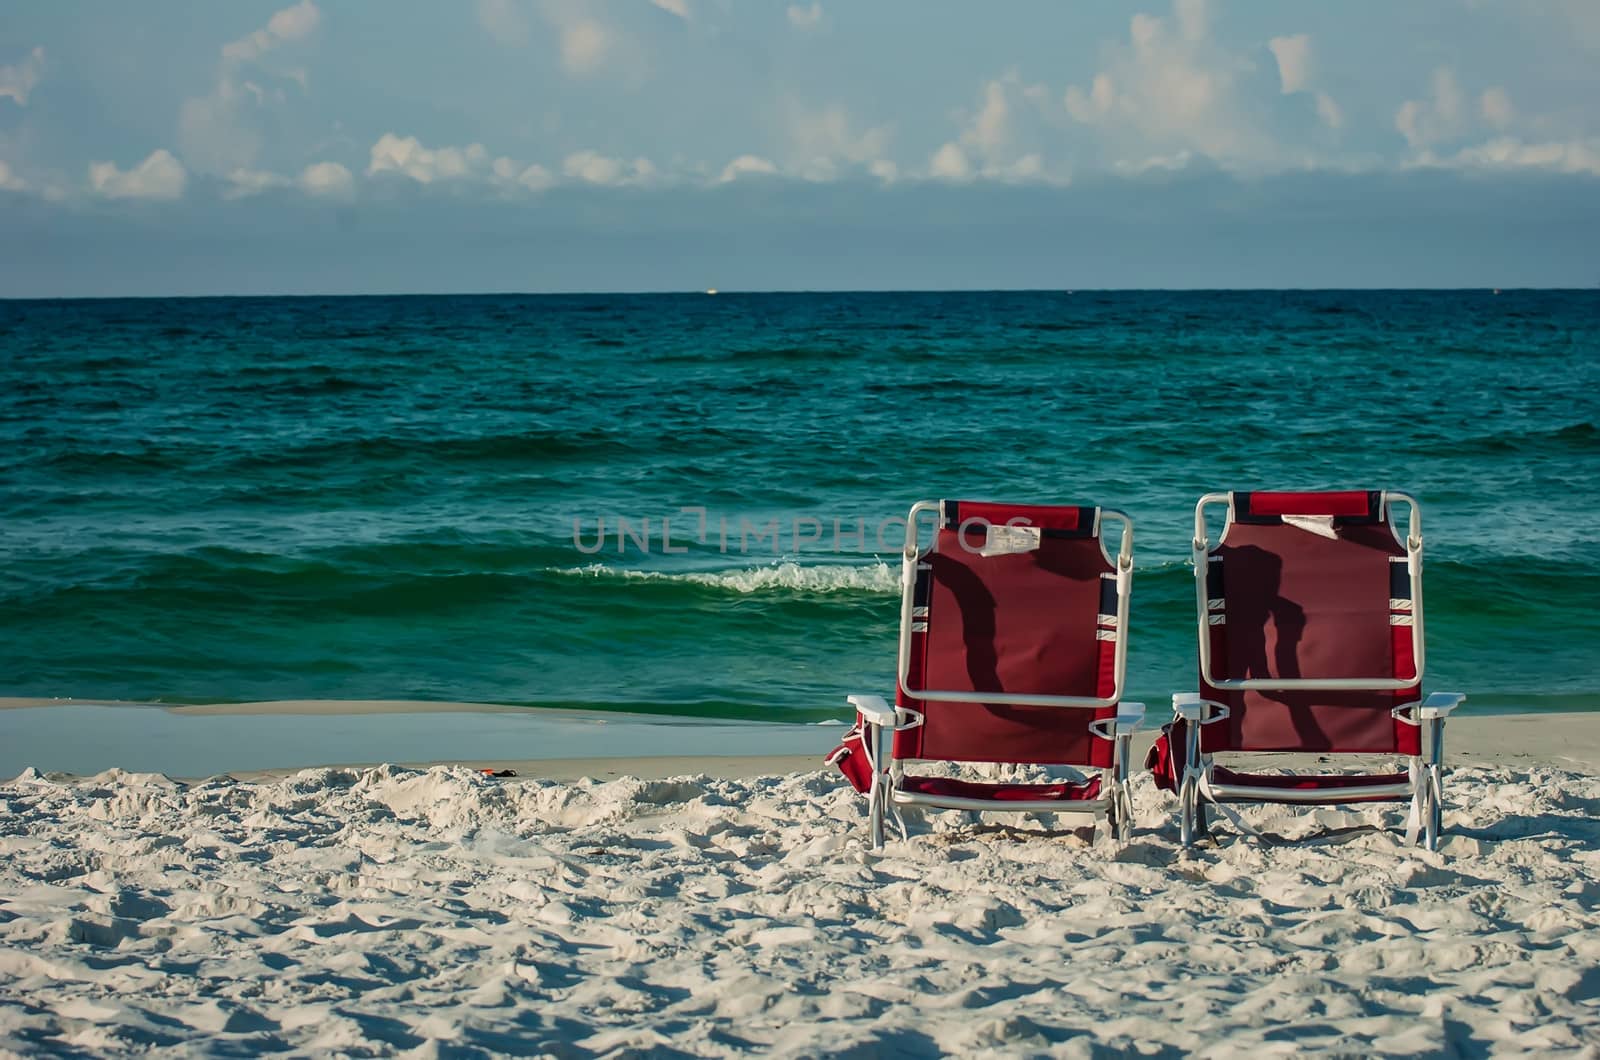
[2,1,1598,295]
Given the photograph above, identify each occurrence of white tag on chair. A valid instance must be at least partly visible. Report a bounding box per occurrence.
[1282,514,1338,539]
[979,524,1042,556]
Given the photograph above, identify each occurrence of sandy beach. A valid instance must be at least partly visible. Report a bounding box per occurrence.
[0,706,1597,1055]
[6,0,1600,1049]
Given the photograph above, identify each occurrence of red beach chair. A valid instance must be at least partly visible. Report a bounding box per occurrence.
[828,500,1144,850]
[1160,490,1464,849]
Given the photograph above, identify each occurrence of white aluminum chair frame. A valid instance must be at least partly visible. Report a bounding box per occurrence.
[851,499,1145,851]
[1174,491,1464,851]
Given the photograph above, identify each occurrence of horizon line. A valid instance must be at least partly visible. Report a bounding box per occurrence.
[4,285,1593,303]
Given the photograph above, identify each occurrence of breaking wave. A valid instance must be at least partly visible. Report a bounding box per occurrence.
[553,561,899,595]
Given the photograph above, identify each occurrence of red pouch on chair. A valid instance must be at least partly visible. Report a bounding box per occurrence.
[1145,717,1188,793]
[826,719,875,794]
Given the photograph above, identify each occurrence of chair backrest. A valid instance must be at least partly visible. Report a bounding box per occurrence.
[893,500,1126,770]
[1197,490,1422,756]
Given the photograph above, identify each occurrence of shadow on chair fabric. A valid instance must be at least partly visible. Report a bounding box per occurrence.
[826,499,1145,851]
[1150,489,1465,850]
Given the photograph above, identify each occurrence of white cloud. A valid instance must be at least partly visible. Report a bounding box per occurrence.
[868,158,898,183]
[268,1,321,40]
[782,101,890,180]
[479,0,625,70]
[1315,92,1344,130]
[367,134,490,183]
[0,46,45,106]
[529,1,641,77]
[1173,0,1208,42]
[1480,87,1515,130]
[1263,33,1340,130]
[968,79,1011,155]
[563,150,655,185]
[1007,153,1043,180]
[1432,137,1600,176]
[224,167,291,198]
[718,154,778,182]
[363,134,581,192]
[492,156,556,191]
[299,160,353,197]
[1397,73,1546,156]
[222,0,321,63]
[650,0,690,20]
[181,2,323,175]
[88,150,188,201]
[1395,103,1421,145]
[1060,0,1270,165]
[935,74,1060,181]
[787,4,823,30]
[477,0,532,45]
[929,145,1045,184]
[1064,74,1116,124]
[1267,34,1311,95]
[528,1,613,74]
[223,161,353,199]
[1112,150,1196,174]
[519,164,555,191]
[0,160,26,191]
[564,151,622,185]
[1396,67,1464,148]
[180,83,267,175]
[561,20,610,73]
[928,142,971,181]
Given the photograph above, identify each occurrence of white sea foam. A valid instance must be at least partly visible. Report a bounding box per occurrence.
[555,560,899,594]
[556,557,1193,595]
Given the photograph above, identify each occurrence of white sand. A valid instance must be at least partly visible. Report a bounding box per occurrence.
[3,730,1600,1056]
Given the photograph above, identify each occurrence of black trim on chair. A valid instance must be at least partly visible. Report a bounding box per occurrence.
[1098,574,1118,618]
[1389,557,1411,601]
[1232,490,1384,527]
[939,502,1098,538]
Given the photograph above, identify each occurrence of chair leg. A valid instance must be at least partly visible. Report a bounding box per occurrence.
[1433,771,1446,858]
[1115,736,1134,843]
[868,782,884,852]
[1103,775,1132,845]
[865,722,887,852]
[1424,718,1446,851]
[1178,721,1203,848]
[1406,757,1426,846]
[1179,769,1198,848]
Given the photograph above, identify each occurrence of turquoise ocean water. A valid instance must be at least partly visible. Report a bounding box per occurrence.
[1,291,1596,721]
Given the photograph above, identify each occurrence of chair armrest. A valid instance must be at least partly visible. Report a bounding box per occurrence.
[1418,692,1465,720]
[1115,701,1146,735]
[847,694,897,728]
[1172,691,1208,721]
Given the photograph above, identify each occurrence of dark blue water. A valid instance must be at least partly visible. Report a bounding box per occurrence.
[1,291,1596,718]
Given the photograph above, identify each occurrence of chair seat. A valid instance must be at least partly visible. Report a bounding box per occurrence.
[1209,765,1411,803]
[898,774,1104,803]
